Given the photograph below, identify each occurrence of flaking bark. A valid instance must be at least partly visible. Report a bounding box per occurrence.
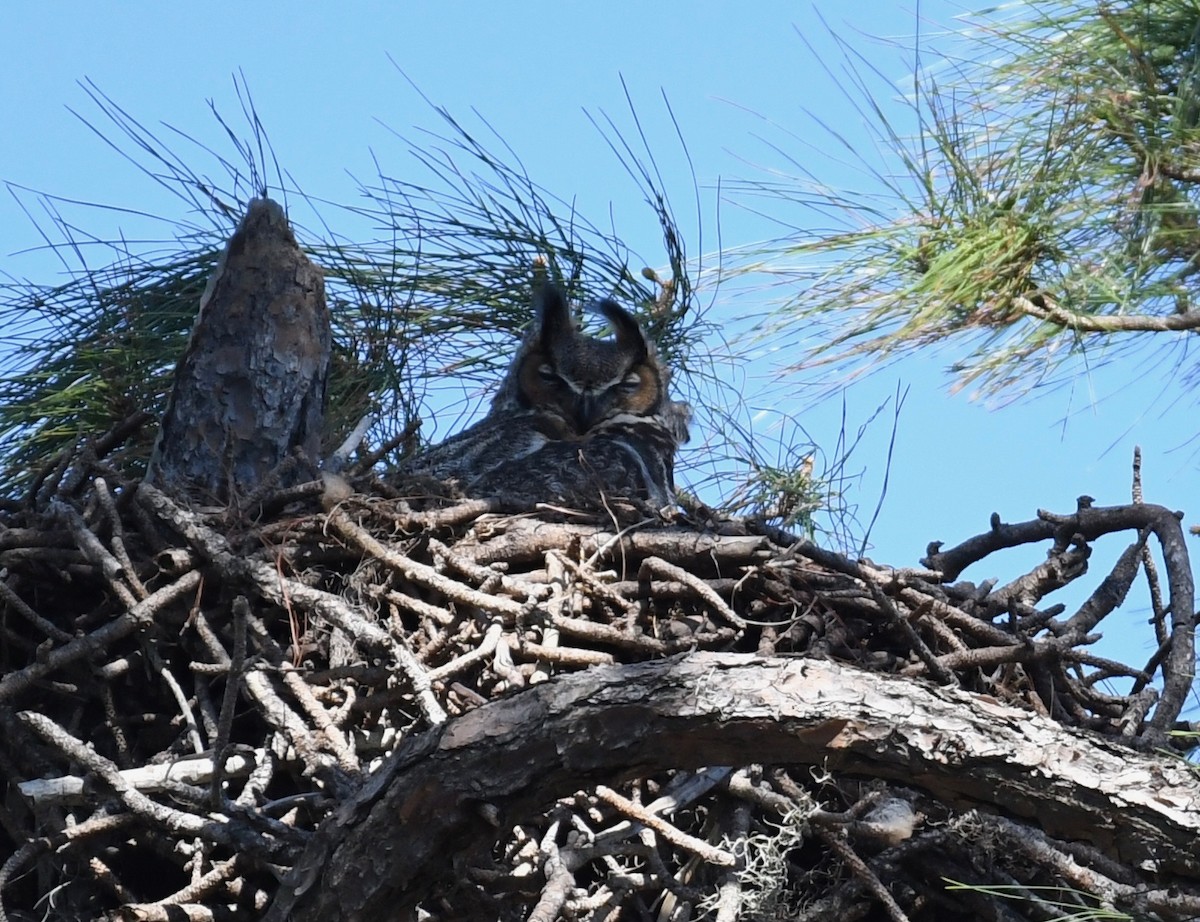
[145,197,329,503]
[268,652,1200,922]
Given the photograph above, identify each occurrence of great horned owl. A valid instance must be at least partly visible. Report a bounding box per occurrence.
[405,285,688,509]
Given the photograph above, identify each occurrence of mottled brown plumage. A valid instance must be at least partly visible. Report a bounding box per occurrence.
[405,285,688,509]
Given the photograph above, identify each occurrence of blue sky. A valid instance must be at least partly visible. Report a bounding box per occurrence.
[3,3,1194,669]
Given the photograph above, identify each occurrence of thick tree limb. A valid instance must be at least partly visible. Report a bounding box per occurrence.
[267,652,1200,922]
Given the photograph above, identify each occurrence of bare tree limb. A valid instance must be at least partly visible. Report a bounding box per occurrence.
[267,652,1200,922]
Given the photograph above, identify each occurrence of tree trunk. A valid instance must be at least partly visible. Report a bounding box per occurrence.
[145,197,329,504]
[268,652,1200,922]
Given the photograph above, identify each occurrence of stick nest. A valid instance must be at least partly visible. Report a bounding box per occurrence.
[0,431,1195,922]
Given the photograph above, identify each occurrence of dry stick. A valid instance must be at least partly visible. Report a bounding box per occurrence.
[530,555,568,684]
[1049,662,1095,727]
[594,784,737,868]
[564,883,618,917]
[0,576,73,642]
[428,536,549,602]
[1120,688,1160,739]
[349,417,422,475]
[903,597,969,653]
[425,621,505,683]
[456,518,770,570]
[19,751,261,805]
[326,415,376,474]
[1132,635,1173,697]
[869,587,955,685]
[491,633,525,689]
[410,614,468,665]
[368,584,456,626]
[211,597,249,808]
[99,683,133,768]
[712,800,752,922]
[527,828,576,922]
[329,510,527,620]
[895,588,1016,648]
[923,632,1091,675]
[94,476,149,600]
[31,441,75,507]
[137,485,446,727]
[244,611,360,776]
[518,642,614,667]
[551,551,636,614]
[592,767,735,848]
[89,855,133,904]
[241,664,354,797]
[815,826,911,922]
[922,502,1193,735]
[981,539,1090,619]
[49,497,138,609]
[192,609,232,668]
[104,902,238,921]
[552,614,672,654]
[394,497,501,531]
[1064,532,1146,636]
[0,812,136,922]
[642,836,708,908]
[16,711,280,857]
[0,569,202,704]
[639,557,747,630]
[79,409,155,470]
[1143,543,1168,647]
[583,517,657,572]
[986,813,1200,919]
[146,855,242,908]
[145,641,206,755]
[725,771,802,817]
[33,439,78,504]
[1073,649,1150,685]
[0,524,74,551]
[1132,448,1169,647]
[1042,504,1195,737]
[237,738,280,809]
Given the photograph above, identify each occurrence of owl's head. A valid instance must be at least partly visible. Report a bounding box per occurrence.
[493,286,670,435]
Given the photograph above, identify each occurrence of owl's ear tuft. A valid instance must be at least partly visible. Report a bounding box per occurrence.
[597,299,648,362]
[533,285,572,346]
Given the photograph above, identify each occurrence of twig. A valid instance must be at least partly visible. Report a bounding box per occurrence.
[19,751,260,805]
[94,476,149,600]
[0,569,202,705]
[426,621,505,683]
[816,825,910,922]
[595,784,736,868]
[244,611,361,776]
[17,711,285,858]
[639,557,746,630]
[212,597,249,806]
[328,509,527,619]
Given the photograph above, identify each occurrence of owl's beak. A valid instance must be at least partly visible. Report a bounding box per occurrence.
[575,394,601,433]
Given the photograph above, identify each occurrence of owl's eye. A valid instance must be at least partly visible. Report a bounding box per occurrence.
[618,370,642,391]
[537,364,560,384]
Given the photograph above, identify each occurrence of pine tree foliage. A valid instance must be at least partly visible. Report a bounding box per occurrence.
[739,0,1200,398]
[0,83,721,506]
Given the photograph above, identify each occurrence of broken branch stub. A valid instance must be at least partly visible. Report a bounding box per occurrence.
[145,197,330,504]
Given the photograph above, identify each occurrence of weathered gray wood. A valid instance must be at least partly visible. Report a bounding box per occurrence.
[268,652,1200,922]
[145,197,329,503]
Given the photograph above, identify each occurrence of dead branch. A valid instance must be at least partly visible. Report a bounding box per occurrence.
[267,653,1200,922]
